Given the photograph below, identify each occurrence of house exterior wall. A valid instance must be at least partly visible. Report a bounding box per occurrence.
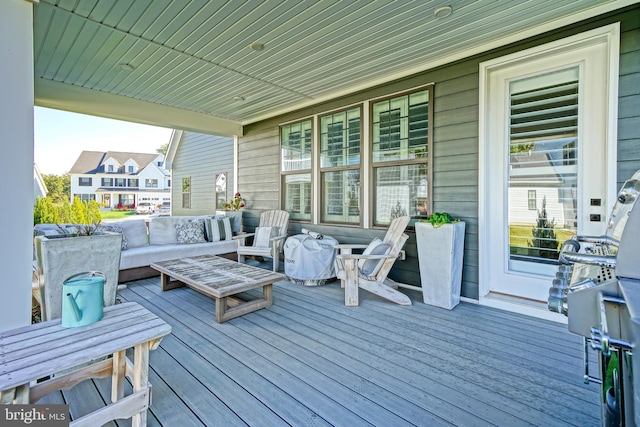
[69,154,170,208]
[171,131,235,216]
[238,7,640,300]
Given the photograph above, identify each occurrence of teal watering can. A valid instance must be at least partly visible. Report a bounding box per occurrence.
[61,272,105,328]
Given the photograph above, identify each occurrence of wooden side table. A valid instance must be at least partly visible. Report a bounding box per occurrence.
[0,302,171,427]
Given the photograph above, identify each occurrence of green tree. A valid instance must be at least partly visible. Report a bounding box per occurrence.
[157,143,168,156]
[528,196,559,259]
[34,197,56,224]
[42,174,71,203]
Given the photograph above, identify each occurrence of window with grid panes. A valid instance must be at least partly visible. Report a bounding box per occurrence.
[182,177,191,209]
[320,107,361,224]
[281,120,312,221]
[371,86,432,226]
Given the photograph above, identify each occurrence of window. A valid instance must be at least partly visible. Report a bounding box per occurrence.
[101,178,112,186]
[114,178,126,187]
[215,173,227,209]
[128,165,134,173]
[319,107,361,224]
[107,165,114,172]
[119,194,134,207]
[146,179,158,188]
[167,179,171,187]
[281,120,312,220]
[79,177,92,186]
[78,194,95,202]
[371,86,432,225]
[528,190,537,210]
[128,179,139,187]
[182,177,191,209]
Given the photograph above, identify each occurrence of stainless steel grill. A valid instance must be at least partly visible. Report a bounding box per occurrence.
[548,170,640,427]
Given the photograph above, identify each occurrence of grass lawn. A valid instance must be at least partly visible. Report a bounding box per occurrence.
[509,223,575,249]
[100,211,136,220]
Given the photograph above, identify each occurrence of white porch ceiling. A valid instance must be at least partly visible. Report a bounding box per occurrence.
[33,0,636,135]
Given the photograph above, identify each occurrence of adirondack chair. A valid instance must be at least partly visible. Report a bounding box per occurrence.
[236,210,290,271]
[334,216,412,306]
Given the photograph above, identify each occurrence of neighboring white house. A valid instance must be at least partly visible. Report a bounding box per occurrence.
[69,151,171,209]
[33,163,47,203]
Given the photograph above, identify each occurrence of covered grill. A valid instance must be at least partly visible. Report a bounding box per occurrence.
[548,170,640,426]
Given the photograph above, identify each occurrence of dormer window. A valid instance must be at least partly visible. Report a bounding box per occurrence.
[128,165,134,173]
[107,165,114,172]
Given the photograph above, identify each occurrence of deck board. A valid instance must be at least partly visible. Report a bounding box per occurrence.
[36,267,600,426]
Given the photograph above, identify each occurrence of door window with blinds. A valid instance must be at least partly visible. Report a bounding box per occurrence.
[319,107,361,224]
[281,120,312,220]
[371,86,433,226]
[508,67,579,266]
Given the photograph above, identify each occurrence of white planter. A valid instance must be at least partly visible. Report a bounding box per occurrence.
[215,210,243,234]
[34,232,122,321]
[415,221,466,309]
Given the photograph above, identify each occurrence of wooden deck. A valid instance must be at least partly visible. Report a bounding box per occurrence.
[38,269,600,426]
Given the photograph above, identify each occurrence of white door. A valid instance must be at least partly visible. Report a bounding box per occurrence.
[480,25,619,310]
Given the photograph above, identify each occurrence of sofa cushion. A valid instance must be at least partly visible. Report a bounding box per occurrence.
[149,216,182,245]
[175,221,206,244]
[119,240,238,270]
[97,223,128,250]
[253,226,280,248]
[115,219,148,249]
[358,238,391,278]
[205,217,233,242]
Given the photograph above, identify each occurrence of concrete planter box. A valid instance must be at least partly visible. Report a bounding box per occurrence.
[34,232,122,321]
[415,221,466,309]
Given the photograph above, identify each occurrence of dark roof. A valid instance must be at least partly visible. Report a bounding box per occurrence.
[69,151,161,174]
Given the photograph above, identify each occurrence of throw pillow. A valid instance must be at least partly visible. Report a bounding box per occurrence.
[97,224,128,250]
[253,226,280,248]
[175,221,206,244]
[358,238,391,278]
[205,217,233,242]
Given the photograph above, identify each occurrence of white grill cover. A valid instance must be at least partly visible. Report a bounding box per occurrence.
[284,234,338,285]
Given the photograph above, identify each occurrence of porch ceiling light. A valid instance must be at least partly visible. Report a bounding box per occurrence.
[249,42,264,52]
[118,63,135,71]
[434,5,452,19]
[233,96,245,102]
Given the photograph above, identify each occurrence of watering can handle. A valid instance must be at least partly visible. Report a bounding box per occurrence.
[66,292,82,321]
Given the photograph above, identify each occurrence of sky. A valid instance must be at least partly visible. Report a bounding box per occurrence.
[34,107,174,175]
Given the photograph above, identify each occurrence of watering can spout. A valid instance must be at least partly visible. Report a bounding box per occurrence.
[66,292,82,321]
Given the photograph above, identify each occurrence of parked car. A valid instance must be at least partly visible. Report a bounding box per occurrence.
[159,202,170,215]
[136,202,155,214]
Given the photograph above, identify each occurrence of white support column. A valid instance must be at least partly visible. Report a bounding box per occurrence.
[0,0,36,330]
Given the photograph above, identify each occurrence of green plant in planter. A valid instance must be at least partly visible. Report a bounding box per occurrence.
[42,197,102,236]
[420,212,460,228]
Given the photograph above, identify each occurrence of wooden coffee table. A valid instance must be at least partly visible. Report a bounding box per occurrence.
[150,255,285,323]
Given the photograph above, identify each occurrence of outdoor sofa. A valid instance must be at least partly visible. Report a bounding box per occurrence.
[34,215,241,283]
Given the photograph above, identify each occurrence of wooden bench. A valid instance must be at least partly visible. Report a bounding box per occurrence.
[0,302,171,427]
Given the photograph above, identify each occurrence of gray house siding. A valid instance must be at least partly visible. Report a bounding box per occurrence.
[237,7,638,300]
[171,131,234,216]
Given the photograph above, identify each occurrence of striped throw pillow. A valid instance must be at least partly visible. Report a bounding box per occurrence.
[205,217,233,242]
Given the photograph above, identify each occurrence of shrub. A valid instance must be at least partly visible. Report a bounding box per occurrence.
[34,196,102,236]
[528,196,559,259]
